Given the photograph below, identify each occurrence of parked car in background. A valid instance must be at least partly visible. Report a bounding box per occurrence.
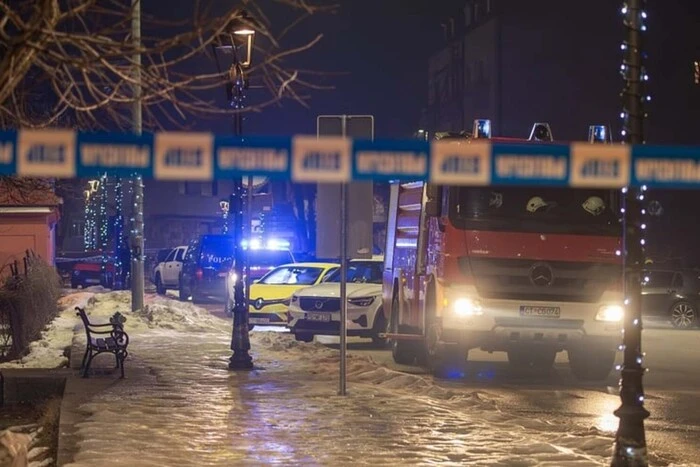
[642,268,700,329]
[71,258,129,289]
[150,248,172,281]
[180,235,294,304]
[231,262,339,325]
[153,245,188,295]
[287,258,386,345]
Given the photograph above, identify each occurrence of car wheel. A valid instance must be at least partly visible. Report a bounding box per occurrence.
[507,348,557,376]
[568,347,615,381]
[670,301,697,329]
[178,276,189,301]
[390,294,417,365]
[370,307,388,348]
[155,274,166,295]
[294,333,314,343]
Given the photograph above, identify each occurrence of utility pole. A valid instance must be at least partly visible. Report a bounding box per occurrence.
[612,0,650,465]
[130,0,145,313]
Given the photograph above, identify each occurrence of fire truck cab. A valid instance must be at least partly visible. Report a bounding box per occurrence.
[382,122,623,380]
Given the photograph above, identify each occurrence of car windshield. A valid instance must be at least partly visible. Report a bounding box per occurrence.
[258,266,324,285]
[325,261,382,284]
[449,187,620,235]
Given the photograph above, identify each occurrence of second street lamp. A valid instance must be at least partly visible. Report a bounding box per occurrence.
[213,11,257,371]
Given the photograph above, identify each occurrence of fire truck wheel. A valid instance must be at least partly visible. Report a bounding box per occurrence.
[391,295,417,365]
[370,308,388,348]
[507,348,556,376]
[568,347,615,381]
[178,276,189,302]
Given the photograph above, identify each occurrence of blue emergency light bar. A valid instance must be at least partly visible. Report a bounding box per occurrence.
[241,238,290,250]
[472,119,492,139]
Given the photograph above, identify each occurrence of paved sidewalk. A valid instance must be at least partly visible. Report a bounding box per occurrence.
[55,305,627,467]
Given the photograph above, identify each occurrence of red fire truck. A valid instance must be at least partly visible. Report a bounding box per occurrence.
[381,123,624,380]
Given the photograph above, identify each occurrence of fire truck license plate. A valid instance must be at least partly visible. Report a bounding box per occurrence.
[306,313,331,322]
[519,306,561,318]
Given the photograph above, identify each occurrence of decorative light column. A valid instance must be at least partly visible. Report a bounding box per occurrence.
[612,1,650,465]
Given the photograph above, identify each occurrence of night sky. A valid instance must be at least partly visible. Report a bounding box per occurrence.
[150,0,700,265]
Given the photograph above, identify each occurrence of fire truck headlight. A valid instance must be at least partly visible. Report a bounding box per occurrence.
[453,297,483,317]
[596,305,624,322]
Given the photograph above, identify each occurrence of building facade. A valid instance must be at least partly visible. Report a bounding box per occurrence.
[427,0,621,141]
[0,178,60,277]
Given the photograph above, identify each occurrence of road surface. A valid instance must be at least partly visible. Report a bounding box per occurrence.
[189,297,700,465]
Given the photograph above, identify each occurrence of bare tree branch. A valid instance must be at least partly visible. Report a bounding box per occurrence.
[0,0,338,131]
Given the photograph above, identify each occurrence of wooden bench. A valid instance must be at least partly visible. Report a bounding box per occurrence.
[76,307,130,378]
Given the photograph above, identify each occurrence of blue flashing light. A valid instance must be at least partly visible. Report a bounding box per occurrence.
[472,119,492,139]
[241,238,290,250]
[588,125,609,143]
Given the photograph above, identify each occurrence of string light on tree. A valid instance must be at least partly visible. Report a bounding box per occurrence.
[85,179,100,251]
[114,177,125,286]
[83,189,93,251]
[99,174,109,282]
[220,200,230,234]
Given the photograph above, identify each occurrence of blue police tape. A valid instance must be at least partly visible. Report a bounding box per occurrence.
[3,129,700,188]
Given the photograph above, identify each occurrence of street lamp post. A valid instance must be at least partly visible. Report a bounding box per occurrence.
[612,0,650,465]
[213,11,257,371]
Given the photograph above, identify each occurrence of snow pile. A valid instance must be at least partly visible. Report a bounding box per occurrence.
[0,293,90,369]
[1,290,228,369]
[0,425,50,467]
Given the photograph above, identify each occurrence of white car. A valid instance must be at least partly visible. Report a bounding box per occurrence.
[153,245,187,294]
[287,258,387,346]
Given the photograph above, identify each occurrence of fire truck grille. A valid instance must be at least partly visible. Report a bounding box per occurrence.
[460,257,621,303]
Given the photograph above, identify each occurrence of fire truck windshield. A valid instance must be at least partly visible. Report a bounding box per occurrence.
[449,187,620,235]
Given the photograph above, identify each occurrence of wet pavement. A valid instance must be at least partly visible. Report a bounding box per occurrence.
[58,295,630,467]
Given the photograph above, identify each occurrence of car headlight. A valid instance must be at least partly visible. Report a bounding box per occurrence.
[452,297,483,317]
[596,305,624,322]
[348,296,376,307]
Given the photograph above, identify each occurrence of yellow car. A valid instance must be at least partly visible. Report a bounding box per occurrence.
[247,262,339,327]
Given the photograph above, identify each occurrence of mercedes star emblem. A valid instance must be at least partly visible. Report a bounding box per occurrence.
[254,298,264,310]
[529,262,555,287]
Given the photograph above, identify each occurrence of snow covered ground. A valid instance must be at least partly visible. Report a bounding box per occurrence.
[2,290,698,466]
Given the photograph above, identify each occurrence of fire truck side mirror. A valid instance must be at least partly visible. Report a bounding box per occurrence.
[425,184,442,217]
